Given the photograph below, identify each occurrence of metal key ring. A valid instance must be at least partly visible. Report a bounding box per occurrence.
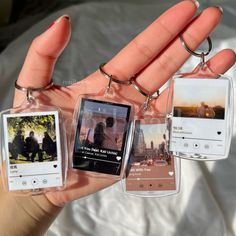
[131,78,159,110]
[15,80,54,102]
[99,63,132,86]
[131,78,159,99]
[15,80,54,92]
[180,36,212,57]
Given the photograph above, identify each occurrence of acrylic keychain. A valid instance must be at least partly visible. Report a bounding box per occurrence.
[168,36,234,161]
[71,63,134,178]
[0,81,68,194]
[122,78,180,197]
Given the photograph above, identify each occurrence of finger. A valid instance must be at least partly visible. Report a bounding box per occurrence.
[206,49,236,74]
[155,49,236,113]
[103,0,198,81]
[17,15,71,88]
[136,6,223,93]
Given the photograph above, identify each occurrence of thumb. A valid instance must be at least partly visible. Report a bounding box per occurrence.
[17,15,71,88]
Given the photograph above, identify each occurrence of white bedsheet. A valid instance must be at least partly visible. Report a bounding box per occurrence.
[0,1,235,236]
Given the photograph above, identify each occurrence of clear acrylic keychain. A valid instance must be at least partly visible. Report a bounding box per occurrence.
[122,78,180,197]
[0,81,68,195]
[168,36,234,161]
[71,64,134,178]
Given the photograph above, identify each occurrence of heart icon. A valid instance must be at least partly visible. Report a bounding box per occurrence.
[53,165,57,168]
[217,131,222,135]
[168,171,174,176]
[116,156,121,161]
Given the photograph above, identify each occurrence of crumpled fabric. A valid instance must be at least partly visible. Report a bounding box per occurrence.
[0,1,235,236]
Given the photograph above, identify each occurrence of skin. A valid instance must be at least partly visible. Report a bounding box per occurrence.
[0,1,235,235]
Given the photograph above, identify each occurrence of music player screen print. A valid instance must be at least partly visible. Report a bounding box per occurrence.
[126,122,176,192]
[170,78,229,156]
[3,111,63,191]
[73,98,131,175]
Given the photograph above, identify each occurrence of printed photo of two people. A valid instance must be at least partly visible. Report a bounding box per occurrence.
[173,81,226,120]
[5,113,58,165]
[73,98,131,175]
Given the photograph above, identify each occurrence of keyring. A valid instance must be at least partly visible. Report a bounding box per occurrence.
[131,78,159,110]
[15,80,54,102]
[99,63,132,86]
[180,36,212,57]
[131,78,159,99]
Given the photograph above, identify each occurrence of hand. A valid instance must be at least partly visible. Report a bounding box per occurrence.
[2,1,235,235]
[14,0,236,205]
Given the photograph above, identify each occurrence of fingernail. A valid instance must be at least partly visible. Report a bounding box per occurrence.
[189,0,200,9]
[214,6,223,14]
[194,0,200,8]
[48,15,70,29]
[55,14,70,23]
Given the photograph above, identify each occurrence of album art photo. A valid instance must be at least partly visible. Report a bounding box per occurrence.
[126,122,176,192]
[173,79,227,120]
[73,98,131,175]
[3,111,63,191]
[170,78,229,158]
[4,113,59,164]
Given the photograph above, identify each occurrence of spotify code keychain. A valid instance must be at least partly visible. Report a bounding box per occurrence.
[71,64,134,178]
[0,81,68,194]
[122,76,180,197]
[168,36,234,161]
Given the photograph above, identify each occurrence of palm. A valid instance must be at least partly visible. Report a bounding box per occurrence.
[13,2,235,206]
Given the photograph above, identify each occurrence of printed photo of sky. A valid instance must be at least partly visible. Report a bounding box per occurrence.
[139,124,166,149]
[83,99,129,119]
[173,80,227,108]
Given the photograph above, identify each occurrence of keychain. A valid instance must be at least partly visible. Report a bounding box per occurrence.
[0,81,68,194]
[122,77,180,197]
[168,36,234,161]
[71,64,133,177]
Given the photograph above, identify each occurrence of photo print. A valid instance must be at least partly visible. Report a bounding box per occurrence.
[173,79,227,120]
[73,98,131,175]
[3,111,63,190]
[170,78,229,157]
[126,120,176,192]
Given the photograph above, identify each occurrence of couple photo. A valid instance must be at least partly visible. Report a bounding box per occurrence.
[82,117,119,150]
[76,99,130,153]
[73,98,131,175]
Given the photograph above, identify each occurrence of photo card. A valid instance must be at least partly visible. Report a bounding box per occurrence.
[170,78,229,158]
[3,111,63,191]
[73,98,131,175]
[125,118,177,195]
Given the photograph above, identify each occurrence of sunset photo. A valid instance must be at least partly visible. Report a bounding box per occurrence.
[173,80,227,120]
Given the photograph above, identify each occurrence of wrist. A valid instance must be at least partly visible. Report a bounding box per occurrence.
[0,190,63,236]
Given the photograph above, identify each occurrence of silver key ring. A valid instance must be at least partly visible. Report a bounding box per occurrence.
[15,80,54,92]
[99,63,132,86]
[131,78,159,99]
[180,36,212,57]
[131,78,159,110]
[15,80,54,102]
